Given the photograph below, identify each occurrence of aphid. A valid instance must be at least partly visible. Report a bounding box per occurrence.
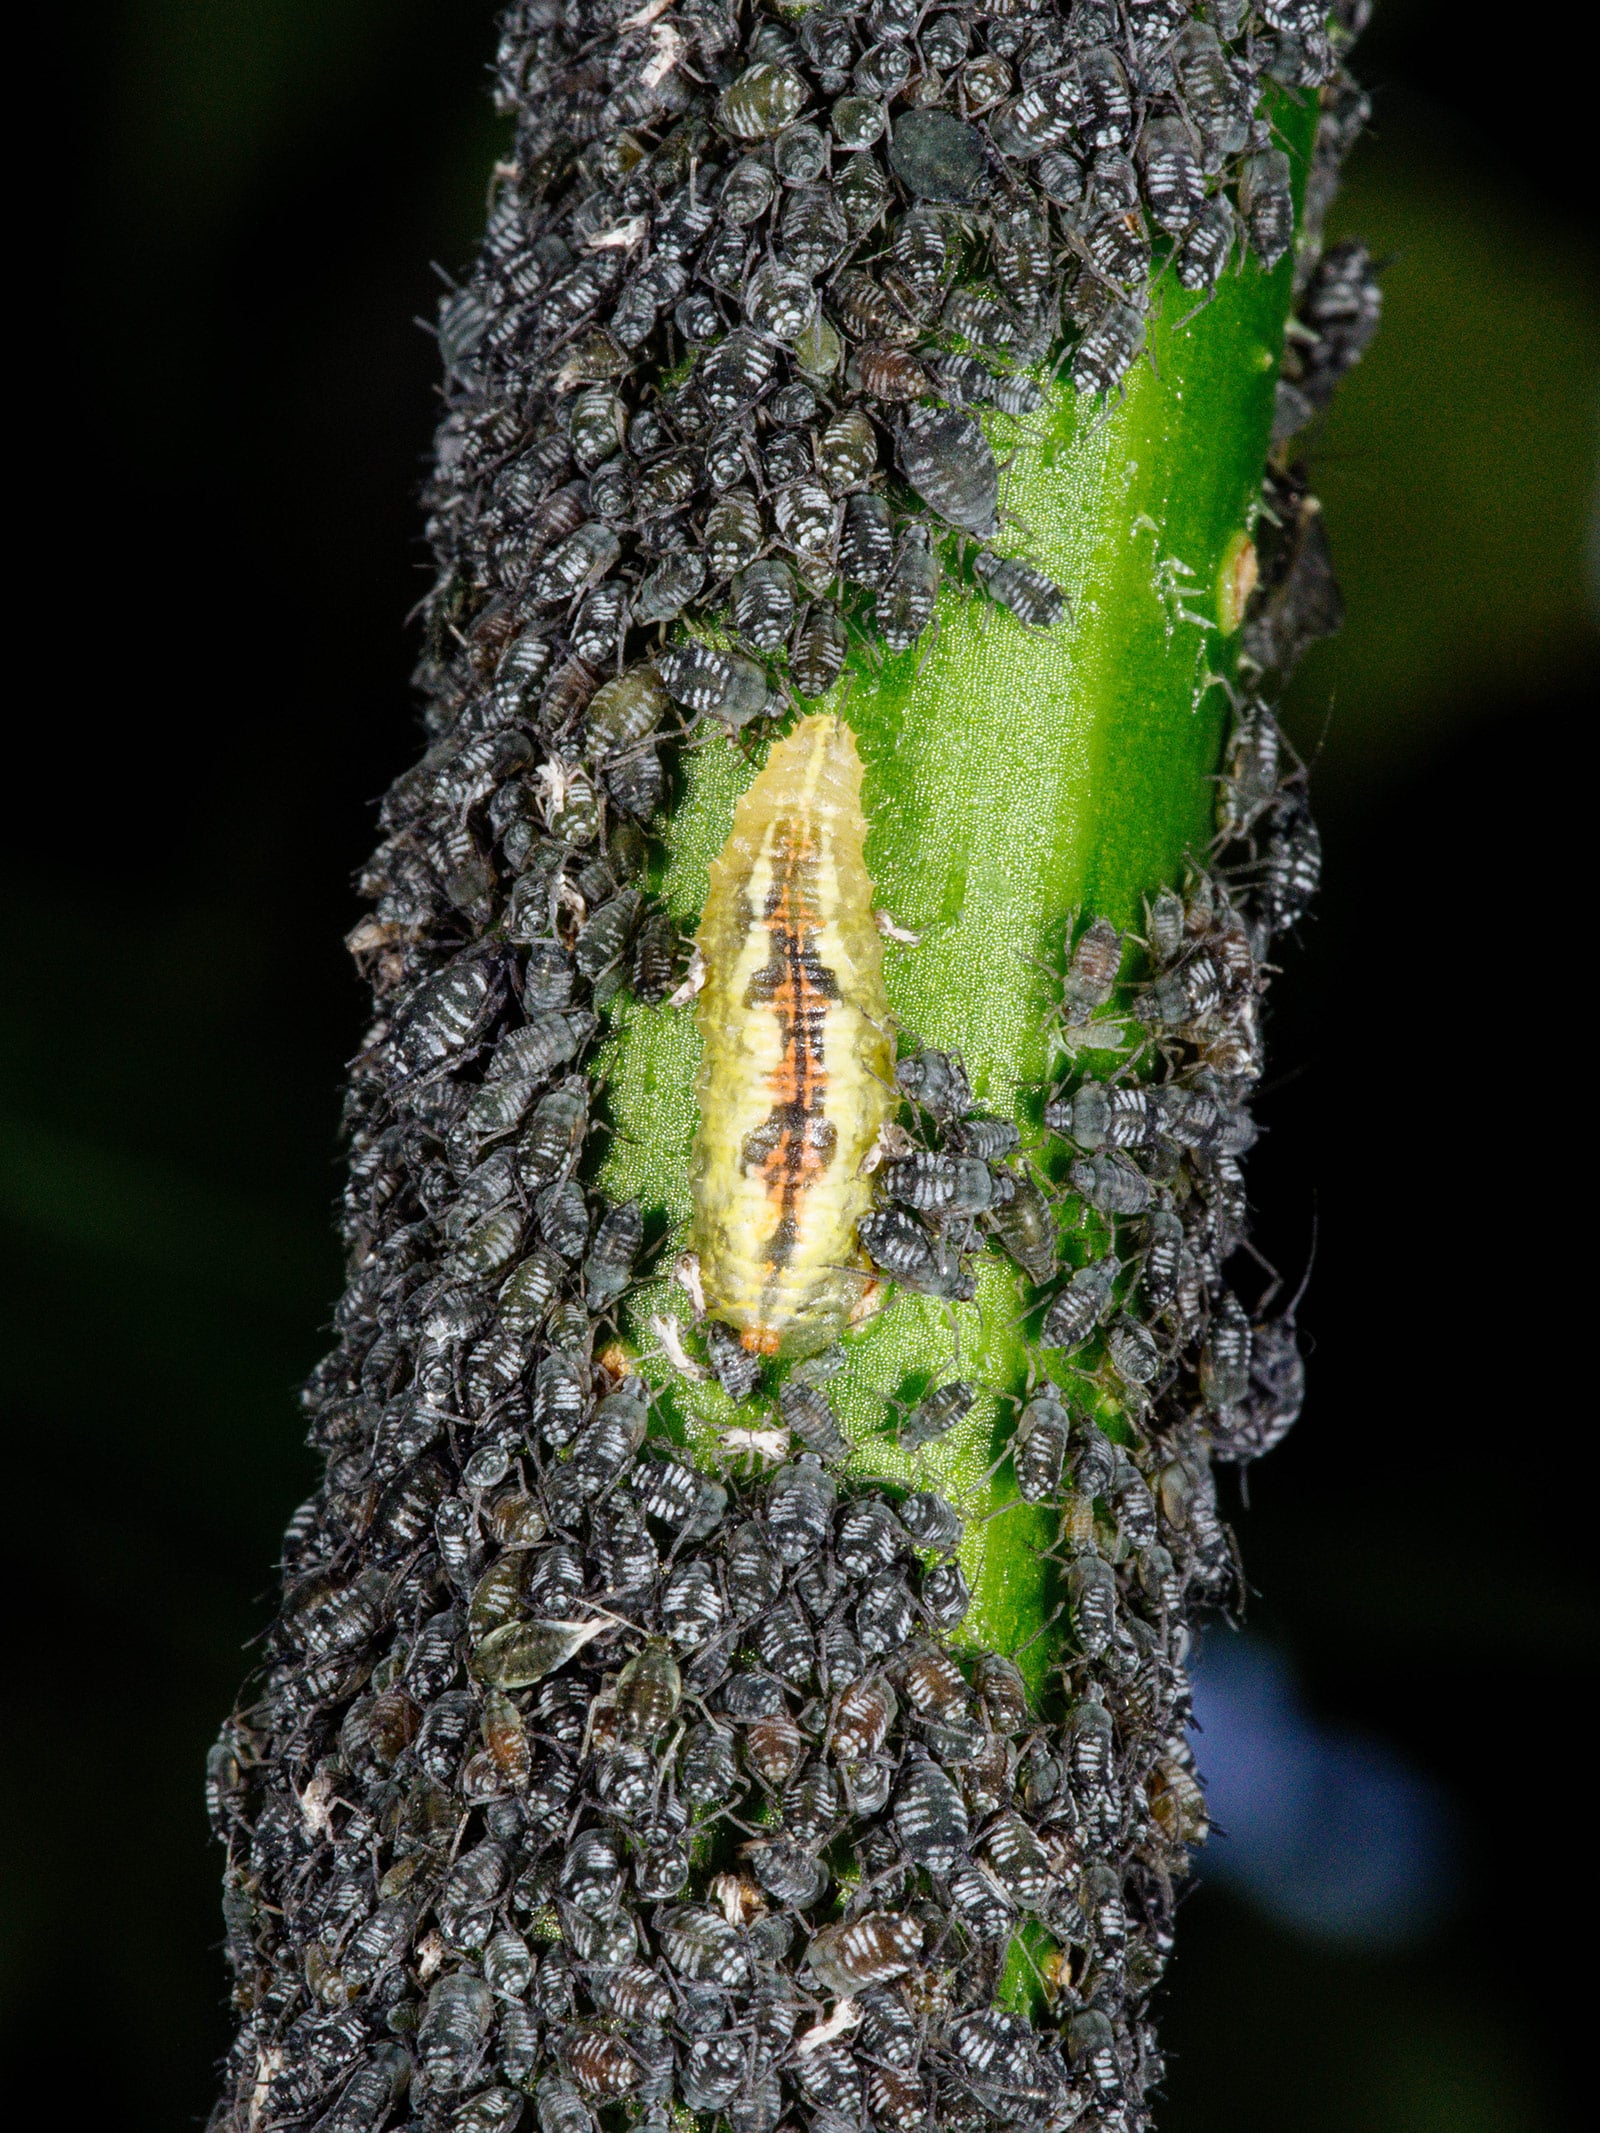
[419,1972,494,2093]
[690,718,893,1355]
[991,204,1050,319]
[857,1566,918,1652]
[834,151,891,237]
[657,639,740,715]
[987,1171,1056,1284]
[1173,22,1249,166]
[1105,1450,1159,1551]
[816,408,878,494]
[886,1149,1002,1216]
[483,1920,534,2002]
[448,1200,524,1280]
[718,62,809,142]
[517,1079,589,1188]
[1068,1417,1119,1503]
[578,883,647,984]
[921,1557,971,1628]
[746,260,818,343]
[537,1179,592,1266]
[772,480,838,562]
[630,910,677,1002]
[517,477,589,556]
[746,1708,805,1784]
[901,1642,968,1722]
[1067,1549,1117,1657]
[756,1599,818,1685]
[846,341,931,402]
[899,1487,963,1553]
[859,1208,975,1302]
[1070,1150,1151,1216]
[1070,297,1146,394]
[931,354,1045,417]
[1037,147,1085,206]
[560,1828,624,1920]
[1199,1289,1253,1410]
[1261,795,1322,931]
[681,1720,743,1807]
[1086,204,1152,288]
[946,1861,1015,1943]
[1039,1255,1120,1350]
[766,1454,838,1564]
[899,1378,976,1449]
[633,551,707,627]
[983,1810,1054,1909]
[944,1115,1020,1163]
[899,407,1000,537]
[1062,917,1123,1023]
[781,1754,841,1846]
[974,550,1068,629]
[584,1198,642,1311]
[724,1667,787,1723]
[1216,1305,1306,1462]
[778,1379,852,1461]
[1177,194,1236,292]
[876,526,940,653]
[635,1453,728,1536]
[806,1911,923,1994]
[774,122,828,186]
[395,960,500,1072]
[527,522,622,608]
[560,2029,641,2099]
[891,1747,968,1872]
[704,1313,768,1399]
[722,155,779,227]
[789,601,853,699]
[836,1498,903,1577]
[700,330,777,415]
[568,386,627,471]
[830,1671,897,1761]
[660,1558,725,1648]
[840,491,895,587]
[989,74,1079,157]
[1012,1391,1069,1501]
[733,559,798,650]
[535,2076,594,2133]
[1068,2003,1123,2096]
[1106,1315,1161,1386]
[1239,146,1293,269]
[780,186,848,279]
[1140,115,1206,237]
[616,1639,683,1739]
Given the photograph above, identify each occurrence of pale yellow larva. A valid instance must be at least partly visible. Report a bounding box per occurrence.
[690,714,894,1357]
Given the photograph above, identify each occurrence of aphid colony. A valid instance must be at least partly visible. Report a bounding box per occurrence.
[692,716,894,1356]
[405,0,1375,812]
[207,5,1368,2129]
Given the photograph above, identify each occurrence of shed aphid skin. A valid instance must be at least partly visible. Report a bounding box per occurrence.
[691,715,894,1357]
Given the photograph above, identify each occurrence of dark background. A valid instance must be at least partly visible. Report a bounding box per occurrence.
[3,3,1594,2124]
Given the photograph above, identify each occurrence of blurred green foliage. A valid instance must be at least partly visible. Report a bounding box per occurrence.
[1289,114,1598,782]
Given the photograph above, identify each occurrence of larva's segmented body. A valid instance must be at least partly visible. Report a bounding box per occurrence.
[692,716,893,1356]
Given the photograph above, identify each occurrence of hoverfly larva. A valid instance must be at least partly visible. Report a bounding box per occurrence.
[691,715,894,1356]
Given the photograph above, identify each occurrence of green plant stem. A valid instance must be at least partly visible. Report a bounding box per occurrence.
[600,96,1319,1689]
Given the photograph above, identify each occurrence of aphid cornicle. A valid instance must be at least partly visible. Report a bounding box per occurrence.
[691,717,894,1356]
